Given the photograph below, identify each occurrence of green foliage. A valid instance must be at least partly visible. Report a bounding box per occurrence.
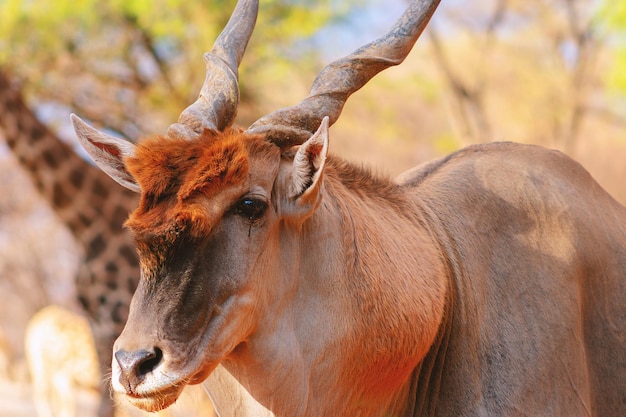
[608,52,626,97]
[598,0,626,95]
[0,0,351,76]
[0,0,361,136]
[600,0,626,29]
[0,0,96,61]
[433,133,461,155]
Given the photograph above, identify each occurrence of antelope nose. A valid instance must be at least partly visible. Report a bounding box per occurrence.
[115,348,163,391]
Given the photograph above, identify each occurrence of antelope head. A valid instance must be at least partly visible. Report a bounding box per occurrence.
[72,0,440,412]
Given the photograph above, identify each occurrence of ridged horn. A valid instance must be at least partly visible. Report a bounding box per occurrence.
[247,0,440,147]
[167,0,259,140]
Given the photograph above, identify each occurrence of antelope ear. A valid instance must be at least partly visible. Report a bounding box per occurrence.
[70,114,141,193]
[290,116,329,209]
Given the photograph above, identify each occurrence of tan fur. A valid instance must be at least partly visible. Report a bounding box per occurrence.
[105,136,624,417]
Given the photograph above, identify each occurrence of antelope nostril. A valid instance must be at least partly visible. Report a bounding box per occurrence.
[115,347,164,390]
[138,347,163,376]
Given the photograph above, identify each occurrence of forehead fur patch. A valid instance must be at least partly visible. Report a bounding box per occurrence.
[126,128,250,218]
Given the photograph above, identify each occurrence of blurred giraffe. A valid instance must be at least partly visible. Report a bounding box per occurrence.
[0,70,139,417]
[25,305,101,417]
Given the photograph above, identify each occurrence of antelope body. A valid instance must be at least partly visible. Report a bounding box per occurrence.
[72,0,626,416]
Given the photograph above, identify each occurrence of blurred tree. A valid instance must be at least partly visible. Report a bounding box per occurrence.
[425,0,621,153]
[0,0,361,139]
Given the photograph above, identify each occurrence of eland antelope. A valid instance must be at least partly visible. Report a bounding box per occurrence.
[71,0,626,416]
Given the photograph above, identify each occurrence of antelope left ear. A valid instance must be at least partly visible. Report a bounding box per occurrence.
[290,116,329,210]
[70,114,141,193]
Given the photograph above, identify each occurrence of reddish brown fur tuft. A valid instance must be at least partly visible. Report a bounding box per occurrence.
[124,129,251,235]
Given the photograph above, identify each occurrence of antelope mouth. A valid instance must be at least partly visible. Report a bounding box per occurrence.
[123,383,185,412]
[121,363,221,412]
[113,351,222,412]
[112,334,224,412]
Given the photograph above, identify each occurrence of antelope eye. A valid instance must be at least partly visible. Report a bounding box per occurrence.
[234,198,267,221]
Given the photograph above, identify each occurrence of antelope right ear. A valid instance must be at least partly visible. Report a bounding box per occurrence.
[70,114,141,193]
[288,116,329,213]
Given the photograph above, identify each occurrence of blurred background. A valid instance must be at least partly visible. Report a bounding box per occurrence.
[0,0,624,415]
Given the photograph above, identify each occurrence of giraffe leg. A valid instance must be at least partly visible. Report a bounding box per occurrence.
[31,371,54,417]
[52,373,77,417]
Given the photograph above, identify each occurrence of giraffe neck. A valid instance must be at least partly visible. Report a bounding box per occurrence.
[0,72,138,246]
[0,71,140,389]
